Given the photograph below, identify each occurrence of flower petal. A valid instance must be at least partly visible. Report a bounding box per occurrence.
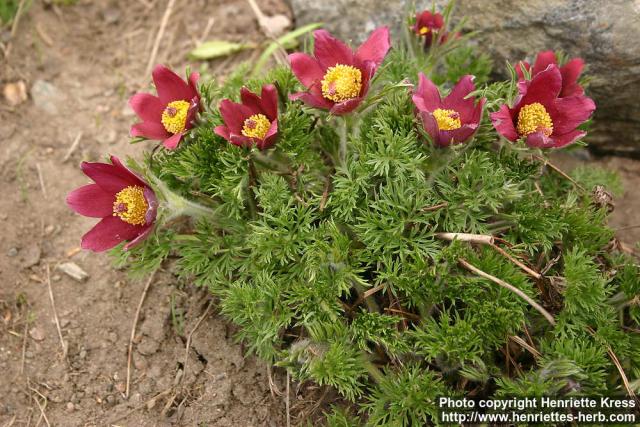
[330,97,363,115]
[124,225,154,250]
[162,133,183,150]
[80,216,143,252]
[519,64,562,107]
[143,186,158,225]
[552,95,595,135]
[531,50,557,75]
[289,53,324,88]
[258,120,278,150]
[131,121,170,140]
[188,71,200,98]
[314,29,354,69]
[419,111,441,145]
[355,26,390,66]
[525,130,554,148]
[214,125,231,141]
[443,75,476,116]
[412,73,442,112]
[152,65,193,104]
[109,155,147,187]
[559,58,585,97]
[129,93,164,123]
[81,161,138,193]
[240,87,263,114]
[548,129,586,148]
[260,84,278,120]
[219,99,253,134]
[490,104,518,141]
[229,134,253,148]
[66,184,114,218]
[290,85,334,110]
[440,123,478,146]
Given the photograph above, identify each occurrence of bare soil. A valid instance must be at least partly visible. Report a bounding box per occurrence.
[0,1,638,426]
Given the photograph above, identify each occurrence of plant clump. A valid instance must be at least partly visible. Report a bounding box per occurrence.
[67,3,639,425]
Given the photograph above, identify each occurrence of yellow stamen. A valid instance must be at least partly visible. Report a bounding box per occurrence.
[432,108,462,130]
[241,114,271,140]
[517,102,553,137]
[161,100,190,134]
[321,64,362,103]
[113,186,148,226]
[419,26,430,35]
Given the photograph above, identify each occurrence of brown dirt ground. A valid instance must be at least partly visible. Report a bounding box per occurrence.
[0,1,638,426]
[0,1,332,426]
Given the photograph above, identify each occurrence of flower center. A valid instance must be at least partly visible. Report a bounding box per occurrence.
[321,64,362,103]
[241,114,271,140]
[113,186,148,226]
[432,108,462,130]
[517,102,553,137]
[161,100,190,134]
[419,26,430,35]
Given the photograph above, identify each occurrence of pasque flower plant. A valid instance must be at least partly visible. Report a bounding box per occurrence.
[516,50,585,98]
[66,155,157,252]
[289,27,390,115]
[491,64,595,148]
[68,4,640,426]
[215,84,279,149]
[129,65,201,149]
[412,73,485,146]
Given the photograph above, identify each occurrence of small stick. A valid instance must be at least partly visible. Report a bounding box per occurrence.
[319,178,330,211]
[108,389,172,424]
[534,154,585,192]
[421,201,448,212]
[435,232,494,245]
[351,283,385,309]
[126,271,157,398]
[35,163,46,198]
[285,371,291,427]
[615,224,640,232]
[28,387,50,427]
[586,326,637,402]
[490,243,541,280]
[459,258,556,325]
[182,301,213,381]
[383,307,421,321]
[436,232,543,279]
[62,131,83,162]
[144,0,176,78]
[509,335,541,359]
[20,318,28,375]
[45,265,67,359]
[35,22,53,47]
[10,0,27,38]
[267,365,283,397]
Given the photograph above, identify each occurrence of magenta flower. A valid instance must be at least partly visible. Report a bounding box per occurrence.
[412,10,444,37]
[214,84,279,150]
[515,50,584,98]
[66,156,158,252]
[289,27,390,115]
[412,73,486,147]
[129,65,200,150]
[491,64,596,148]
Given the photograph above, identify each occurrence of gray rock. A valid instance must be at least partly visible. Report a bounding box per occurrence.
[20,243,41,268]
[288,0,640,153]
[6,247,18,257]
[30,80,66,114]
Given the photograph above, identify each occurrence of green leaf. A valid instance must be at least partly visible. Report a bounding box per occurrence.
[189,40,257,60]
[251,22,323,76]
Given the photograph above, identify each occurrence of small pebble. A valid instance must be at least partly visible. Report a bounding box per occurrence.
[66,402,75,412]
[7,247,18,257]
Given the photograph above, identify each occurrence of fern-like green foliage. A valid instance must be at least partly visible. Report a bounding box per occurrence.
[114,3,640,425]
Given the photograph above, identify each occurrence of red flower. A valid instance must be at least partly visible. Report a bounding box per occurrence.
[214,84,279,150]
[289,27,390,115]
[412,73,486,147]
[412,10,444,37]
[515,50,584,98]
[66,156,158,252]
[129,65,200,150]
[491,65,595,148]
